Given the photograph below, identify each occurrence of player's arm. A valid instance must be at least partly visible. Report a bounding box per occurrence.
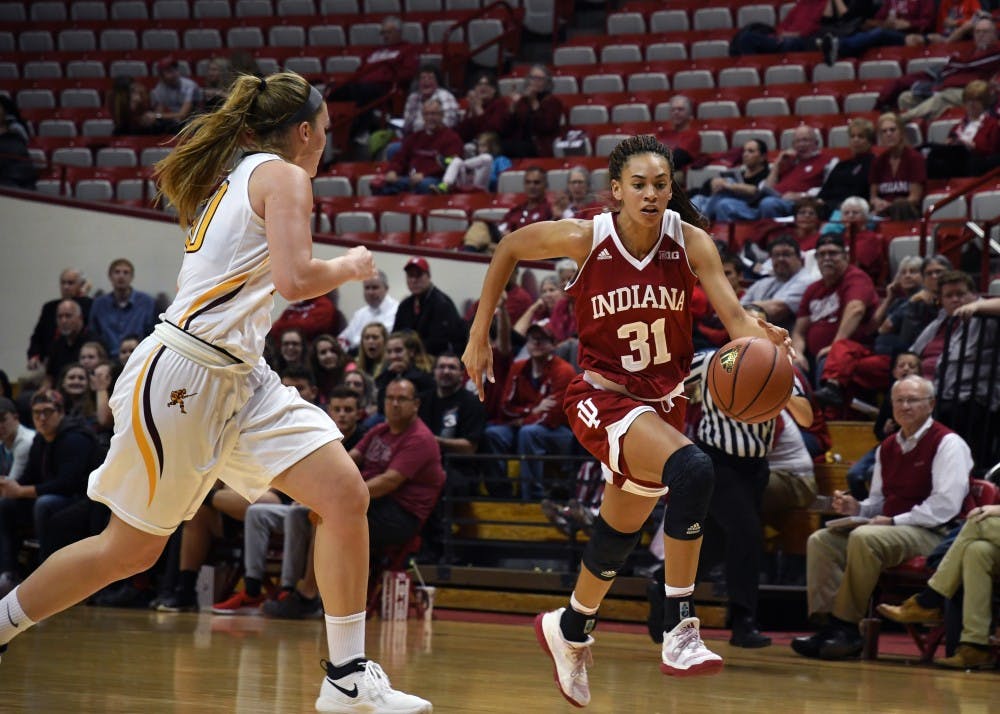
[254,161,376,301]
[685,224,789,350]
[463,219,592,399]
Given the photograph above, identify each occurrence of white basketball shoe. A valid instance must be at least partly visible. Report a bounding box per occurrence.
[660,617,724,677]
[315,658,432,713]
[534,608,594,708]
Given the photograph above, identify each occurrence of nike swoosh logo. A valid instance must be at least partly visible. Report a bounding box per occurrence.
[6,603,18,628]
[329,680,358,698]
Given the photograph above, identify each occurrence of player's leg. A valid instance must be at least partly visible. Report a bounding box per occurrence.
[272,442,431,714]
[0,515,169,656]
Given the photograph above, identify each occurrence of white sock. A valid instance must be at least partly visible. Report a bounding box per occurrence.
[325,611,366,667]
[0,586,37,646]
[664,584,695,598]
[569,592,598,615]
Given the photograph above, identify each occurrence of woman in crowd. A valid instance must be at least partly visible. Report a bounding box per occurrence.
[870,112,926,220]
[354,322,388,377]
[309,333,352,402]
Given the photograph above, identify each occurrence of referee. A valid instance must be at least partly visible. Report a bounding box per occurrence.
[686,307,814,648]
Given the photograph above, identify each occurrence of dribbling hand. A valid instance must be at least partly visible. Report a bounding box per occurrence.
[756,318,797,362]
[461,338,494,402]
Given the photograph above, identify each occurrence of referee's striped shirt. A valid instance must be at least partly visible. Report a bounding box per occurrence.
[686,350,805,459]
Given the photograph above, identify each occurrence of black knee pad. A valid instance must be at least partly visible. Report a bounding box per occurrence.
[662,444,715,541]
[581,515,642,581]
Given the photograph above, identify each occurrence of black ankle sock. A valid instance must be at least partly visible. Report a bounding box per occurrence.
[560,606,598,643]
[664,596,695,632]
[178,570,198,600]
[326,657,366,679]
[916,588,945,610]
[244,577,262,598]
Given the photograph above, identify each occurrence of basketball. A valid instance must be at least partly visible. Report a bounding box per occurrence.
[707,336,793,424]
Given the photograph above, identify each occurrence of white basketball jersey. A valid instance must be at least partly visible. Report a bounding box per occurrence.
[163,152,283,364]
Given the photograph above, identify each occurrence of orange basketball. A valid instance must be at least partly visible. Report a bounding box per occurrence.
[707,336,793,424]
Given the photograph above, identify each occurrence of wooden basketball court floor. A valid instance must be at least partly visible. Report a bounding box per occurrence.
[1,607,995,713]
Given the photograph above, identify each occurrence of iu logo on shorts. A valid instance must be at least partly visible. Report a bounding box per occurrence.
[576,398,601,428]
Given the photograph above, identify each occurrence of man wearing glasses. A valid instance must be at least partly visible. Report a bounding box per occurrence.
[791,234,879,385]
[0,390,99,597]
[791,374,972,661]
[348,379,445,552]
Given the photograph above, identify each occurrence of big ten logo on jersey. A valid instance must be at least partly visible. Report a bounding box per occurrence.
[577,398,601,429]
[658,250,680,260]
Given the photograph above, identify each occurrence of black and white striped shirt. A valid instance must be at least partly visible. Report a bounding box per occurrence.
[686,349,805,458]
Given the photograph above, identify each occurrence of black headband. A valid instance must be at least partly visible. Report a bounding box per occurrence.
[278,84,324,129]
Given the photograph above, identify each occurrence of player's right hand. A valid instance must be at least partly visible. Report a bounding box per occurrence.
[461,338,494,402]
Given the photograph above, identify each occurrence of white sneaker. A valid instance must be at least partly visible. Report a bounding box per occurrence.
[315,658,432,713]
[660,617,724,677]
[534,608,594,708]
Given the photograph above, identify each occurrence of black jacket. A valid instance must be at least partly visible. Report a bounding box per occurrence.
[20,416,100,498]
[393,285,468,355]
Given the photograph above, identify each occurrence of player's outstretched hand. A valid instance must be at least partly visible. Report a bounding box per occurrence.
[756,318,796,361]
[343,245,377,282]
[461,337,494,402]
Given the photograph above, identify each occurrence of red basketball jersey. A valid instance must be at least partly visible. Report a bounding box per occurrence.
[566,210,697,400]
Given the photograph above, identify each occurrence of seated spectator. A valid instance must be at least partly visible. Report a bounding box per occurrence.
[481,323,576,500]
[46,300,96,385]
[354,322,388,377]
[338,271,398,353]
[0,398,34,483]
[774,197,824,252]
[345,368,380,425]
[821,0,935,60]
[87,258,157,360]
[463,166,554,253]
[910,270,978,381]
[401,65,460,134]
[434,131,511,194]
[791,375,971,661]
[926,79,1000,179]
[656,96,703,179]
[692,139,770,222]
[555,258,578,288]
[27,268,92,373]
[374,332,435,412]
[271,294,339,343]
[501,64,563,158]
[0,102,36,189]
[879,501,1000,669]
[914,0,988,45]
[373,99,463,195]
[513,275,576,344]
[456,72,509,144]
[0,95,30,142]
[741,235,816,331]
[56,363,96,427]
[116,334,141,367]
[872,255,926,355]
[326,16,420,119]
[309,334,351,402]
[791,235,879,383]
[870,113,926,220]
[393,257,469,355]
[201,57,232,111]
[0,390,98,593]
[350,378,446,552]
[890,17,1000,121]
[76,341,108,376]
[758,126,832,219]
[834,196,886,282]
[817,118,876,217]
[553,165,602,219]
[107,78,161,136]
[762,409,818,541]
[150,57,202,132]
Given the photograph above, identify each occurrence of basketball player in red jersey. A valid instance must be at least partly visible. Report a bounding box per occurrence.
[463,135,791,707]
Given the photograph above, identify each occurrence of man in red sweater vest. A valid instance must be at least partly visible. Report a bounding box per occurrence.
[790,375,973,660]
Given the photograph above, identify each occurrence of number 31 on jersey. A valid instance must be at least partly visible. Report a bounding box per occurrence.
[618,317,672,372]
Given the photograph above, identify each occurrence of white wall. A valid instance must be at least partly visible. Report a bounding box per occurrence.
[0,194,514,382]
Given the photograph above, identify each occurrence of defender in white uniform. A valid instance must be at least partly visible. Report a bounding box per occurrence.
[0,73,432,714]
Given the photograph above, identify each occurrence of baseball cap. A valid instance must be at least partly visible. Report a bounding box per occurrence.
[526,322,555,341]
[404,257,430,275]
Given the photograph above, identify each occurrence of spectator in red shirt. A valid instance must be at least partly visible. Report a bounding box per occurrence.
[825,0,936,59]
[374,99,463,195]
[759,125,832,218]
[456,71,510,143]
[501,64,564,158]
[656,95,702,180]
[791,235,880,384]
[326,16,419,108]
[869,112,926,220]
[463,166,554,253]
[927,79,1000,178]
[271,294,339,343]
[481,323,577,500]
